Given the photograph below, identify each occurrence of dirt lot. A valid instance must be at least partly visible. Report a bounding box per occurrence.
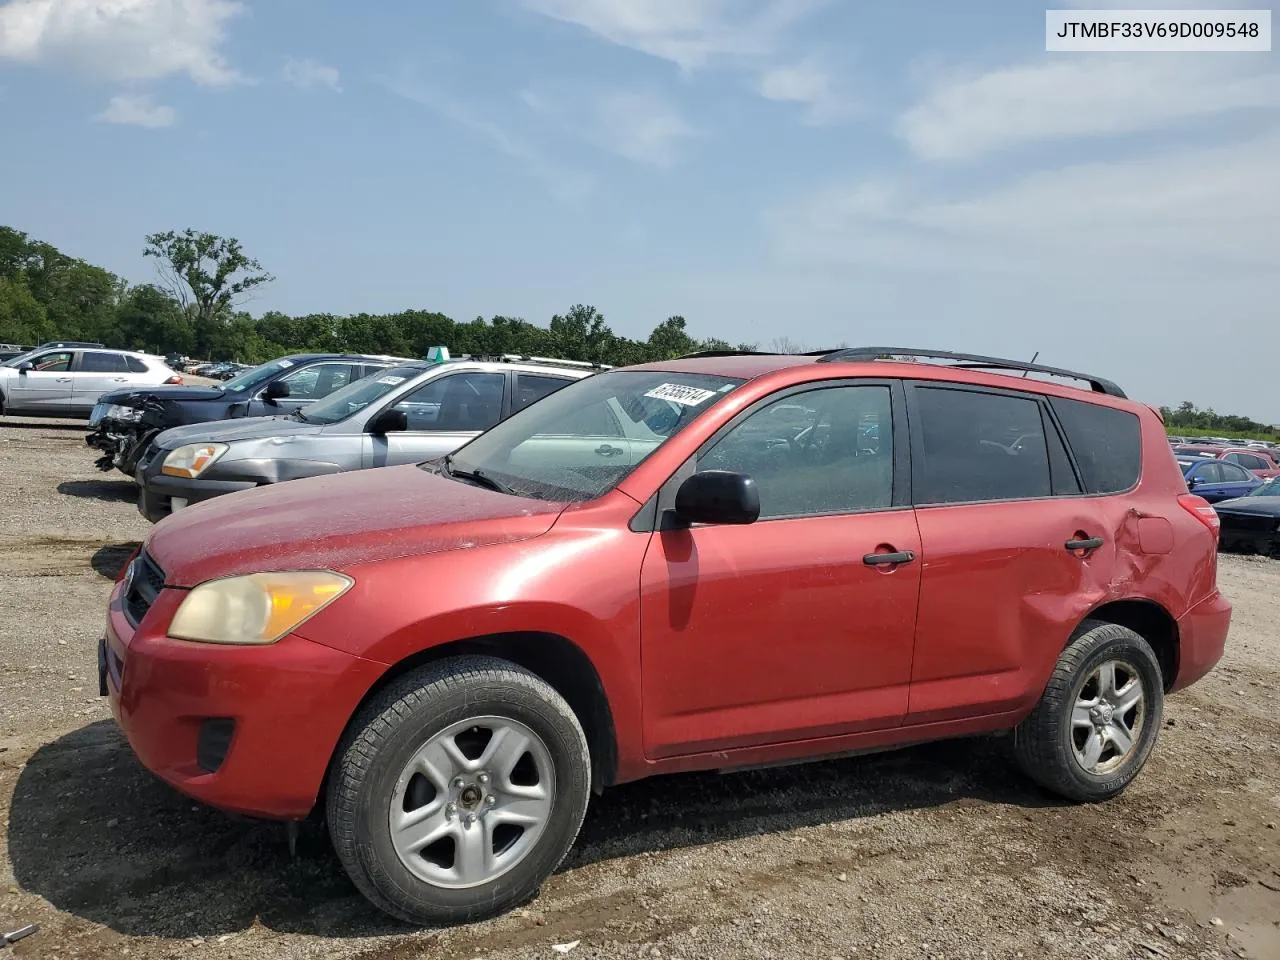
[1,417,1277,960]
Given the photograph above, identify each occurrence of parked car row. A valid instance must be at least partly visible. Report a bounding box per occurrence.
[87,345,1231,927]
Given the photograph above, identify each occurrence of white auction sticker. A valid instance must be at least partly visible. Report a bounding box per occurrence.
[644,383,718,406]
[377,375,406,385]
[278,359,293,368]
[1047,9,1271,51]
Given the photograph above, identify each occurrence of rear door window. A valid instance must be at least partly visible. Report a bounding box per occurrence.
[1219,462,1254,482]
[912,386,1052,505]
[515,374,573,410]
[125,356,149,373]
[78,351,130,373]
[1048,397,1142,494]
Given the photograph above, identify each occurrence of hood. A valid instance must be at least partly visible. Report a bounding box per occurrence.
[1213,496,1280,515]
[146,465,567,587]
[100,384,226,405]
[156,415,320,449]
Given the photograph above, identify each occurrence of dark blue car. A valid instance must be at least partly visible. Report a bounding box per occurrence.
[1179,457,1262,502]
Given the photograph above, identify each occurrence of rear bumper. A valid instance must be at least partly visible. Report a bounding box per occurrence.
[1171,590,1232,692]
[102,584,385,819]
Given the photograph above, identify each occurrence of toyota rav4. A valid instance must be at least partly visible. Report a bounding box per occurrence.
[99,347,1231,926]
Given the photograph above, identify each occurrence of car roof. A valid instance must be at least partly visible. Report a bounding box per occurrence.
[630,352,1139,410]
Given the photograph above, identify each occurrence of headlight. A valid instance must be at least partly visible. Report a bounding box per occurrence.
[168,571,354,645]
[105,404,143,422]
[161,443,228,478]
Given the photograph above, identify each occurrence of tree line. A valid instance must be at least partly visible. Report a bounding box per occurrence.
[0,225,752,367]
[1159,402,1277,438]
[4,224,1272,432]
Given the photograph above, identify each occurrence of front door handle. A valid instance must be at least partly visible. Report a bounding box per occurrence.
[596,444,624,457]
[864,550,916,566]
[111,377,129,382]
[1065,536,1105,552]
[56,377,72,383]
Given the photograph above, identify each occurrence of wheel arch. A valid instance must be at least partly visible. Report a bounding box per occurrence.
[1079,598,1180,692]
[325,631,618,806]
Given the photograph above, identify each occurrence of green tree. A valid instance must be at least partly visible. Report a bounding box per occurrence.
[144,230,274,356]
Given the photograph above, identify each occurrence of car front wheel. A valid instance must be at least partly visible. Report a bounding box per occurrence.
[327,656,591,925]
[1014,620,1164,802]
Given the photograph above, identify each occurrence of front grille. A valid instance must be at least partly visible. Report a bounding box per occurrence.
[123,551,166,627]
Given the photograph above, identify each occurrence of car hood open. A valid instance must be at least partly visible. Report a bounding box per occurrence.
[146,465,567,586]
[156,415,320,449]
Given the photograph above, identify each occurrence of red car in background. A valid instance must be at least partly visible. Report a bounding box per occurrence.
[1171,444,1280,478]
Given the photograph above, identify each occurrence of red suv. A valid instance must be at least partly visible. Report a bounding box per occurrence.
[100,347,1231,926]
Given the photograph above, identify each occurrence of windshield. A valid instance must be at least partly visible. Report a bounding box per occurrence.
[443,369,744,501]
[221,358,301,393]
[303,365,424,425]
[1248,478,1280,497]
[1,348,40,368]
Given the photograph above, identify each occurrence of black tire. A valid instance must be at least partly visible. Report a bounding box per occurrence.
[326,656,591,926]
[1014,619,1164,803]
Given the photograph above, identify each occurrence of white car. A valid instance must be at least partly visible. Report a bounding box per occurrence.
[0,347,183,419]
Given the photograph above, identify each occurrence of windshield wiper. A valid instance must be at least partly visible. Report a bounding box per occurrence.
[442,455,515,495]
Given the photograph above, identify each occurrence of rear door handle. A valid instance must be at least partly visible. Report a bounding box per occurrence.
[864,550,916,566]
[56,377,72,383]
[111,377,128,382]
[1065,536,1105,552]
[596,444,624,457]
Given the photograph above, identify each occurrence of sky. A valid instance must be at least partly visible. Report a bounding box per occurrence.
[0,0,1277,420]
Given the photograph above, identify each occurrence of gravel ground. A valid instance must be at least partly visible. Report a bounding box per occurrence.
[1,416,1278,960]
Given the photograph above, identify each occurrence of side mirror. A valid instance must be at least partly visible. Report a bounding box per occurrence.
[368,407,409,436]
[263,380,290,403]
[1187,476,1201,489]
[17,361,33,375]
[673,470,760,526]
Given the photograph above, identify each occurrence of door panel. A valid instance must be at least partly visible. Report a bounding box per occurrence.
[907,499,1119,723]
[640,381,919,759]
[7,351,74,411]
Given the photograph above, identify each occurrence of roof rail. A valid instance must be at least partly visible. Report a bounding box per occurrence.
[677,349,779,359]
[815,347,1126,398]
[469,353,612,371]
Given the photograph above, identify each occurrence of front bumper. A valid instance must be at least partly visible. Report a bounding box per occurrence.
[101,580,386,819]
[1170,590,1232,693]
[136,468,257,523]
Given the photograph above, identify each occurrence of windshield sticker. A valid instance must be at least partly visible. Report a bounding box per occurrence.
[377,375,406,386]
[644,383,718,407]
[278,359,294,368]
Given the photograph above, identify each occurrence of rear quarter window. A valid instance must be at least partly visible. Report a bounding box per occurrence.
[1049,397,1142,494]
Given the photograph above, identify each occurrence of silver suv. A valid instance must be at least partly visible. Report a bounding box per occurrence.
[136,355,603,521]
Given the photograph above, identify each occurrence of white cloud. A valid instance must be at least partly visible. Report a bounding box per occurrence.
[381,72,594,202]
[768,133,1280,275]
[898,56,1280,161]
[0,0,245,85]
[757,55,854,126]
[521,85,699,167]
[95,92,176,127]
[281,57,341,92]
[520,0,820,72]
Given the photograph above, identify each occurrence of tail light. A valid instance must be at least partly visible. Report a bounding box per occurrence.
[1178,493,1220,535]
[164,375,184,385]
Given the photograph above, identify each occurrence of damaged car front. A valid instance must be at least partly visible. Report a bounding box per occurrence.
[87,354,405,475]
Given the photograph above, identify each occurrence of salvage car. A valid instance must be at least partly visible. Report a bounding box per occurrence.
[1178,457,1261,502]
[100,347,1230,926]
[136,355,601,521]
[86,353,407,475]
[1214,477,1280,556]
[1,347,182,419]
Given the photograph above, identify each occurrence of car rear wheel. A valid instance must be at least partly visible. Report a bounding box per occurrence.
[1013,620,1164,802]
[326,656,591,925]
